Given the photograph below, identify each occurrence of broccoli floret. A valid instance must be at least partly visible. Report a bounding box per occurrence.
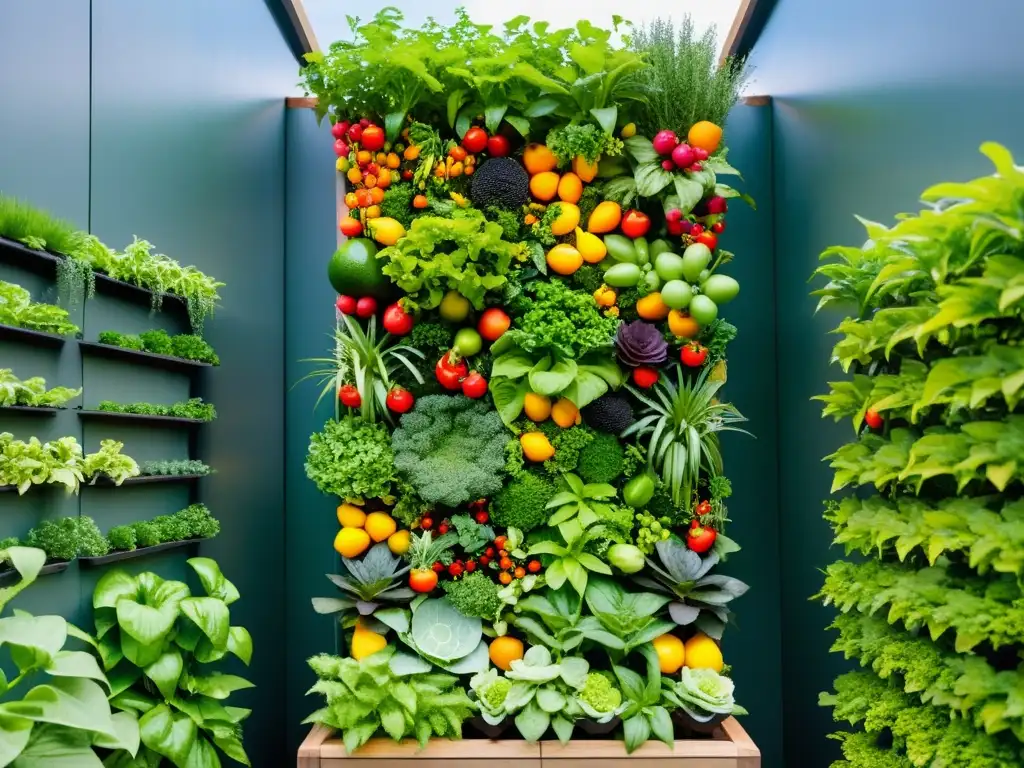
[577,432,625,484]
[594,504,635,541]
[491,471,557,532]
[139,330,173,355]
[579,672,622,714]
[379,183,417,229]
[504,438,526,480]
[442,572,503,620]
[544,425,594,476]
[108,525,137,552]
[408,322,452,352]
[570,265,604,295]
[709,475,733,501]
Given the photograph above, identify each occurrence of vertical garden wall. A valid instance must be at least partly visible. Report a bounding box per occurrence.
[0,0,296,765]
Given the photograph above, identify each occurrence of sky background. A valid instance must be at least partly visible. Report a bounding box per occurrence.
[302,0,744,55]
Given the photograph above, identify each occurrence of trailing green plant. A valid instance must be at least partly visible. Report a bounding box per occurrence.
[634,538,747,639]
[312,543,413,619]
[0,368,80,407]
[0,432,139,493]
[139,459,213,477]
[814,144,1024,768]
[97,397,217,421]
[0,279,79,335]
[98,329,221,364]
[0,543,142,764]
[624,364,749,506]
[300,315,424,424]
[306,416,395,501]
[377,210,525,313]
[627,17,748,139]
[391,394,506,506]
[93,558,253,767]
[305,645,475,753]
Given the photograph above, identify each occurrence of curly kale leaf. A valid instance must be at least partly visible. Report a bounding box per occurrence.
[305,417,395,500]
[391,395,507,507]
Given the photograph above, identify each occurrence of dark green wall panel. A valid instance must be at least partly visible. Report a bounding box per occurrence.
[748,1,1024,764]
[715,102,783,768]
[283,106,339,754]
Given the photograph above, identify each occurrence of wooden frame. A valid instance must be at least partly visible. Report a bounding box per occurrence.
[297,718,759,767]
[721,0,763,64]
[279,0,318,55]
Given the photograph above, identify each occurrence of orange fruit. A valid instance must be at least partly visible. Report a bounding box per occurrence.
[344,192,359,210]
[364,174,378,189]
[375,152,387,164]
[550,398,579,428]
[652,634,686,674]
[365,205,381,219]
[386,152,401,169]
[403,144,420,161]
[529,172,559,202]
[523,144,558,175]
[489,636,525,671]
[369,187,385,205]
[337,503,367,528]
[636,292,670,321]
[356,150,372,166]
[346,167,363,185]
[523,392,552,422]
[557,172,583,204]
[387,529,411,555]
[586,201,622,234]
[549,203,580,236]
[351,622,387,661]
[520,432,555,462]
[688,121,723,154]
[668,310,700,338]
[572,155,600,183]
[376,172,391,189]
[683,633,724,672]
[334,528,370,558]
[546,244,583,276]
[355,189,374,208]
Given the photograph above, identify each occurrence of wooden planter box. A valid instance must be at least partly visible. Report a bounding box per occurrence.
[298,718,759,767]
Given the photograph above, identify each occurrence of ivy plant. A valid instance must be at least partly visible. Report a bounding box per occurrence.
[94,558,253,767]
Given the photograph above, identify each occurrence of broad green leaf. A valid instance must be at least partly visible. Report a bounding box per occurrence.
[484,103,507,134]
[226,627,252,666]
[187,559,239,606]
[1,678,116,738]
[93,571,138,610]
[504,115,530,138]
[648,706,674,748]
[139,704,196,767]
[622,713,651,753]
[11,723,103,768]
[46,651,108,687]
[120,633,165,670]
[590,107,617,135]
[514,701,550,742]
[92,710,141,755]
[205,722,249,766]
[116,600,178,649]
[0,615,67,669]
[634,163,673,197]
[4,548,45,584]
[179,598,229,650]
[144,650,184,701]
[673,176,705,214]
[181,734,220,768]
[184,673,253,701]
[490,352,536,380]
[0,714,32,766]
[488,377,529,425]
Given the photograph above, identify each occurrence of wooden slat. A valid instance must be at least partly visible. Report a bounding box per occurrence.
[721,718,760,758]
[541,738,738,760]
[280,0,319,54]
[298,725,333,767]
[741,95,771,107]
[286,97,319,109]
[721,0,761,64]
[319,737,540,760]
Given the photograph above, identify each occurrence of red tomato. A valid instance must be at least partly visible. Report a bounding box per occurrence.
[410,569,438,593]
[712,221,726,234]
[382,302,414,335]
[347,124,363,143]
[478,308,511,341]
[386,386,415,413]
[355,296,377,318]
[696,231,718,250]
[335,295,356,315]
[436,352,469,390]
[461,371,488,399]
[681,342,708,367]
[331,121,349,139]
[339,217,362,237]
[631,366,659,388]
[361,125,385,151]
[864,408,884,429]
[462,126,488,154]
[338,384,361,408]
[621,210,651,239]
[686,520,717,553]
[333,140,349,157]
[487,134,510,157]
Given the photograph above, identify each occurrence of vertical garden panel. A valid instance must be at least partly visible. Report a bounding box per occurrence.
[89,1,296,764]
[284,104,339,755]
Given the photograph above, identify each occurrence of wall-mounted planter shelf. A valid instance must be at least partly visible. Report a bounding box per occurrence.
[93,272,185,312]
[88,473,205,487]
[79,538,202,567]
[0,236,61,275]
[76,409,207,427]
[0,405,59,416]
[297,718,761,767]
[79,341,212,372]
[0,560,70,584]
[0,323,70,347]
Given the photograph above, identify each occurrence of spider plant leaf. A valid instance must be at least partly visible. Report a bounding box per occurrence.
[582,483,617,499]
[547,492,581,509]
[388,351,425,383]
[548,505,578,526]
[625,386,663,412]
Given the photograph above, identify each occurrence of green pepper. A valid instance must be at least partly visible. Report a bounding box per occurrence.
[623,472,656,508]
[633,236,650,266]
[650,239,673,258]
[603,234,637,263]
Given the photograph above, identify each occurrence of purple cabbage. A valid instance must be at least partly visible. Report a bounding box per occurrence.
[615,320,668,367]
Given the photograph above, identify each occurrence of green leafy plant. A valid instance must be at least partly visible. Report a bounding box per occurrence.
[501,646,591,743]
[0,543,142,765]
[491,471,558,532]
[391,395,506,507]
[98,329,220,365]
[139,459,213,477]
[546,472,618,529]
[0,432,138,494]
[96,398,216,421]
[0,368,80,407]
[389,597,489,675]
[305,416,395,501]
[111,504,221,551]
[527,519,613,595]
[814,144,1024,768]
[613,647,674,753]
[94,558,253,767]
[304,646,475,753]
[301,315,424,424]
[635,538,748,639]
[442,572,503,621]
[313,543,413,619]
[22,516,109,560]
[0,279,79,335]
[663,667,747,723]
[576,432,625,483]
[583,577,674,654]
[377,210,524,312]
[513,584,625,655]
[624,364,749,506]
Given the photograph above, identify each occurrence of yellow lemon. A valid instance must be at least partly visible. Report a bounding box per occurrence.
[364,512,397,543]
[546,243,583,276]
[387,529,411,555]
[575,227,607,263]
[549,203,581,236]
[336,503,367,528]
[652,634,686,674]
[520,432,555,462]
[684,633,724,673]
[351,623,388,661]
[334,527,370,559]
[551,398,579,428]
[523,392,552,422]
[586,201,622,234]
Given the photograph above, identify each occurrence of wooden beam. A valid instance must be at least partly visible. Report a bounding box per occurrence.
[721,0,761,65]
[741,95,771,107]
[285,96,318,110]
[279,0,319,55]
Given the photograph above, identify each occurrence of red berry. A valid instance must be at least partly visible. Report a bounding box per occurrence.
[401,169,414,180]
[347,124,363,142]
[438,522,450,535]
[681,342,708,367]
[359,118,370,128]
[333,140,349,157]
[432,561,445,573]
[486,134,510,157]
[707,196,728,215]
[355,296,377,318]
[331,121,348,139]
[465,560,477,572]
[527,560,541,573]
[479,555,491,566]
[665,208,683,224]
[474,510,490,524]
[661,159,676,171]
[461,371,488,399]
[448,561,464,578]
[336,295,357,315]
[864,408,884,430]
[462,127,488,154]
[632,366,660,388]
[382,302,414,335]
[690,224,704,236]
[696,500,713,517]
[712,221,726,234]
[693,147,709,161]
[689,162,703,172]
[667,220,683,236]
[386,386,414,414]
[420,517,433,530]
[494,535,507,550]
[338,384,361,408]
[680,221,694,234]
[485,546,495,557]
